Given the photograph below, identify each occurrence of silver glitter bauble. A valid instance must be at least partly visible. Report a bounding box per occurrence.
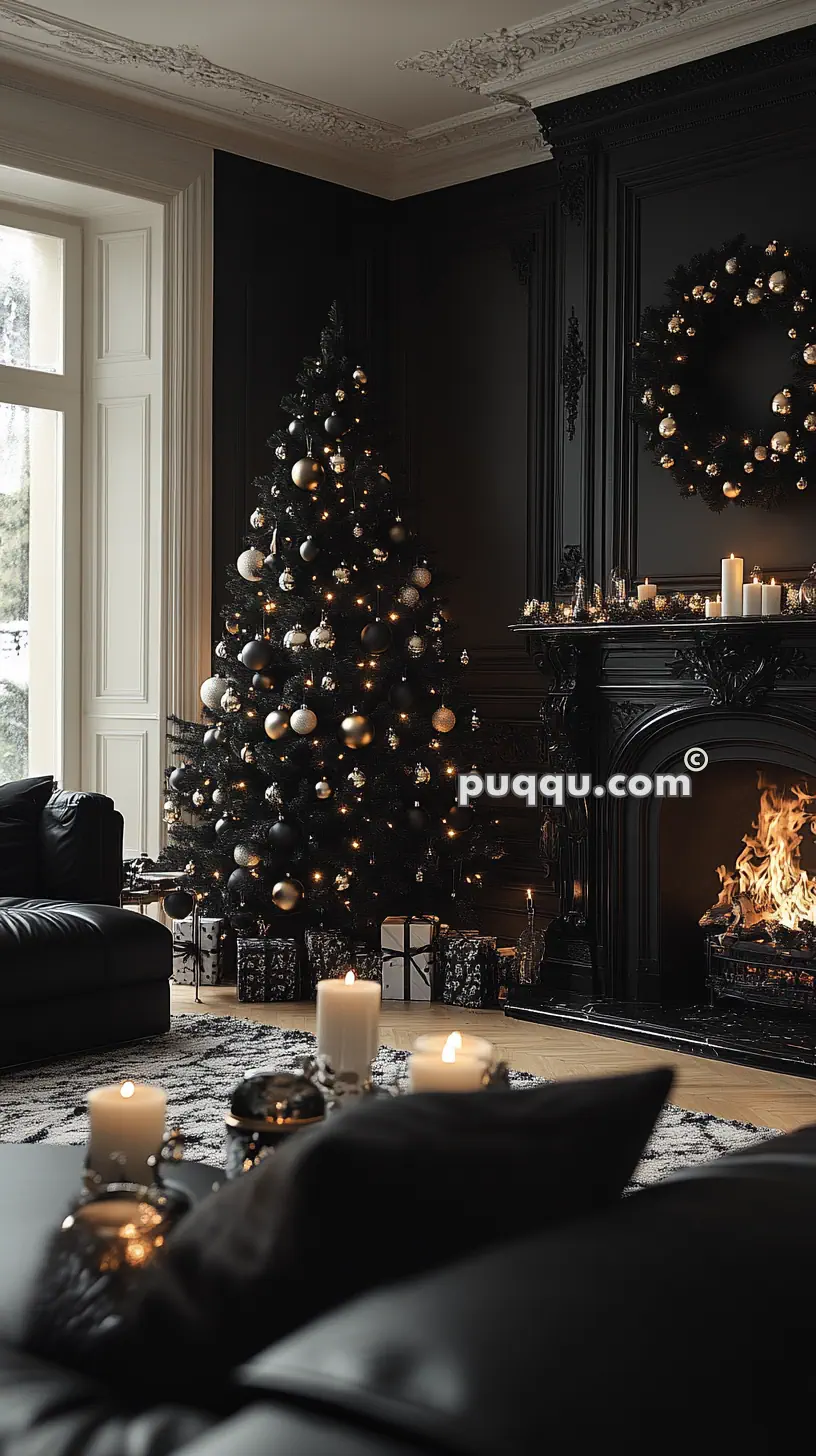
[407,634,425,657]
[233,843,261,868]
[264,783,282,806]
[333,563,352,584]
[431,705,456,733]
[309,618,335,649]
[236,548,264,581]
[290,705,318,735]
[398,585,420,607]
[410,564,432,588]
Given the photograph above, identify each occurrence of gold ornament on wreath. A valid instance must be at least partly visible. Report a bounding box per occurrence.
[633,236,816,509]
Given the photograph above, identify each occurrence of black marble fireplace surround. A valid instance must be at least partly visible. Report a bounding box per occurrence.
[506,616,816,1077]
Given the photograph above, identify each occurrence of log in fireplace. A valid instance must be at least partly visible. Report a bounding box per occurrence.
[506,615,816,1076]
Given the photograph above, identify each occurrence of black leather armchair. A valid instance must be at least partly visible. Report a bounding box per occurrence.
[0,779,171,1068]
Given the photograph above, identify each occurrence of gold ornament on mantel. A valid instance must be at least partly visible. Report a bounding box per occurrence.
[771,389,792,415]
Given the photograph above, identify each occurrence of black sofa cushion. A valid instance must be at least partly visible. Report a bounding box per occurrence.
[0,898,171,1005]
[103,1068,671,1409]
[0,777,54,896]
[39,790,123,906]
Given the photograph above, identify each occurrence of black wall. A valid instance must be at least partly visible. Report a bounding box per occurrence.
[212,26,816,938]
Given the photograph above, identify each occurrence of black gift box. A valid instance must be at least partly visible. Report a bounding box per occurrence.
[305,927,351,993]
[237,937,299,1003]
[439,931,499,1009]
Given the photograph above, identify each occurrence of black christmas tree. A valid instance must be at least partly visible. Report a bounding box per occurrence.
[161,306,499,939]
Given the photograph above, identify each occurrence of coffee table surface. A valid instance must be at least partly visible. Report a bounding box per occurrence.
[0,1145,224,1345]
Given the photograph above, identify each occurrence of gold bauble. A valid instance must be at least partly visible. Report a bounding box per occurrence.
[667,383,681,396]
[746,287,762,305]
[686,327,696,336]
[805,414,816,432]
[410,564,432,588]
[771,391,792,415]
[705,463,719,477]
[315,779,332,800]
[771,430,791,453]
[291,456,322,491]
[754,445,768,461]
[722,481,741,499]
[692,285,705,298]
[789,329,798,339]
[725,257,738,274]
[798,478,809,491]
[339,712,374,749]
[668,315,682,333]
[703,291,715,303]
[658,416,677,438]
[768,270,788,293]
[271,877,304,912]
[795,449,808,462]
[431,705,456,734]
[744,462,754,473]
[641,388,655,406]
[804,345,816,366]
[660,454,674,468]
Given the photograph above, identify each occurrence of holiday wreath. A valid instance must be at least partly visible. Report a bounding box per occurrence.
[632,237,816,511]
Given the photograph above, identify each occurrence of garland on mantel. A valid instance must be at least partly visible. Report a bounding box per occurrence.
[516,591,816,628]
[631,237,816,511]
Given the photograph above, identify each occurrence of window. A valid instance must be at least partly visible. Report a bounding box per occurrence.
[0,209,80,782]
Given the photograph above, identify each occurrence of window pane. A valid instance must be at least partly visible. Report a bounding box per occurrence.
[0,224,64,374]
[0,400,62,780]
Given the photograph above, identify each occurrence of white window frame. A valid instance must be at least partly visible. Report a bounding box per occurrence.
[0,204,82,785]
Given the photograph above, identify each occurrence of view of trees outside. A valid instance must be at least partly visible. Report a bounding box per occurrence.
[0,229,32,782]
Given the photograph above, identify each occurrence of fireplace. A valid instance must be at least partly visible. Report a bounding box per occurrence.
[506,616,816,1076]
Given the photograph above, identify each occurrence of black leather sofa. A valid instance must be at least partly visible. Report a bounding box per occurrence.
[0,776,171,1067]
[1,1125,815,1455]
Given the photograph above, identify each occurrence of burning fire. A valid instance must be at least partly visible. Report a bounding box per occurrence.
[702,778,816,934]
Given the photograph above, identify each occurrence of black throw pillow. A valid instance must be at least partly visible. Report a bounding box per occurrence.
[0,776,55,896]
[90,1068,672,1410]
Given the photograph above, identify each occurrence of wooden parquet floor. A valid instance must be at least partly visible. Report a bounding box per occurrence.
[172,985,816,1133]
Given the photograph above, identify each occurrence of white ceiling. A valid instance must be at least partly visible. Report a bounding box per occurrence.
[0,0,813,197]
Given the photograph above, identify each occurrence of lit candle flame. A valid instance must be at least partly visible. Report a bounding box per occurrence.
[770,577,776,585]
[344,970,356,985]
[644,577,649,585]
[441,1033,459,1064]
[120,1081,135,1099]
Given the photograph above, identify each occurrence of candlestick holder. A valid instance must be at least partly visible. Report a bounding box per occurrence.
[81,1126,191,1221]
[515,900,547,986]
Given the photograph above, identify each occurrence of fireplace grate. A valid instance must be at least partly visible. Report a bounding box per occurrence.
[706,936,816,1013]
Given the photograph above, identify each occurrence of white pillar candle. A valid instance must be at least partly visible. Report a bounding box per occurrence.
[413,1030,495,1067]
[762,578,782,615]
[636,578,657,602]
[743,575,763,616]
[87,1081,167,1188]
[316,970,381,1081]
[409,1034,486,1092]
[704,596,722,618]
[721,554,743,617]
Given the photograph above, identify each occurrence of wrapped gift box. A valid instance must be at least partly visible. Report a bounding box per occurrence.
[381,916,438,1001]
[351,944,381,982]
[440,931,499,1009]
[172,917,226,987]
[237,937,299,1003]
[305,927,351,993]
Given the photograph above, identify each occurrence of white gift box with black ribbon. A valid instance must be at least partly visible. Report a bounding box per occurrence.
[381,915,438,1001]
[171,917,223,986]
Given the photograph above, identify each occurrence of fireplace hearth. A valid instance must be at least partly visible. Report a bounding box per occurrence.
[506,615,816,1077]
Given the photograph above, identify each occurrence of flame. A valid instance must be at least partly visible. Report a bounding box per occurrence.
[704,778,816,932]
[120,1081,136,1099]
[344,970,356,985]
[441,1033,459,1064]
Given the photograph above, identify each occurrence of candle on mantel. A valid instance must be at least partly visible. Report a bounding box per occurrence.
[762,577,782,615]
[705,595,722,618]
[409,1033,486,1093]
[721,554,744,617]
[743,574,763,617]
[86,1081,167,1188]
[414,1030,495,1067]
[636,578,657,603]
[526,887,534,912]
[316,970,381,1082]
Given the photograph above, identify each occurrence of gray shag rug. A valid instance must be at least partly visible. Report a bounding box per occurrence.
[0,1014,771,1190]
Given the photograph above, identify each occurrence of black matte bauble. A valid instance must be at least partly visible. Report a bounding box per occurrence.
[240,638,275,672]
[215,816,234,838]
[252,670,275,691]
[360,619,391,653]
[299,536,320,563]
[228,867,255,895]
[389,679,415,712]
[448,804,475,832]
[162,889,194,920]
[204,726,226,748]
[288,419,305,439]
[168,765,195,793]
[406,805,430,833]
[267,817,301,853]
[324,414,346,439]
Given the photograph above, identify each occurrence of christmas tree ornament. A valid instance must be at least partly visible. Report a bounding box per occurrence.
[804,345,816,366]
[279,566,296,592]
[415,868,424,882]
[309,617,335,649]
[225,618,240,636]
[283,623,308,651]
[240,638,275,671]
[389,517,407,544]
[430,612,443,632]
[321,672,337,691]
[431,705,456,733]
[407,634,426,657]
[264,708,291,740]
[164,799,181,825]
[410,563,432,588]
[414,764,431,785]
[272,877,304,911]
[275,444,287,460]
[386,728,399,749]
[722,481,741,499]
[163,889,194,920]
[299,536,319,562]
[336,387,346,400]
[333,562,352,584]
[168,764,195,793]
[268,817,301,853]
[360,619,391,653]
[252,670,275,691]
[215,641,229,659]
[250,508,266,530]
[353,523,364,538]
[771,430,791,453]
[746,286,762,305]
[471,709,481,730]
[221,685,242,714]
[398,585,420,607]
[324,414,347,438]
[352,366,367,385]
[771,390,792,414]
[291,705,318,735]
[460,648,469,666]
[200,675,229,711]
[806,414,816,432]
[212,787,229,807]
[390,678,415,711]
[407,802,429,832]
[192,789,206,808]
[234,843,261,868]
[754,445,769,460]
[203,724,226,748]
[291,457,322,491]
[658,417,677,438]
[448,804,474,832]
[371,546,388,563]
[264,783,282,806]
[228,867,255,896]
[215,815,234,838]
[800,565,816,608]
[315,779,332,800]
[798,478,808,490]
[287,418,304,438]
[330,453,346,473]
[334,871,350,892]
[240,743,255,764]
[348,767,366,788]
[339,711,374,748]
[237,548,265,581]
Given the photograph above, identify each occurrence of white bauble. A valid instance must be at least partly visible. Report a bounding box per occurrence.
[290,705,318,735]
[309,618,335,649]
[200,675,228,711]
[237,548,265,581]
